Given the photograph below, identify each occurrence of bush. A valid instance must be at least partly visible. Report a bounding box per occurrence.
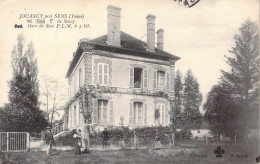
[55,126,173,147]
[55,131,75,146]
[90,126,172,147]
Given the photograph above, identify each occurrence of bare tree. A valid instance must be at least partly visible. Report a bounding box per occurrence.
[40,75,67,126]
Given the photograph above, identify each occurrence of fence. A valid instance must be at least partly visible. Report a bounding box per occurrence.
[0,132,29,152]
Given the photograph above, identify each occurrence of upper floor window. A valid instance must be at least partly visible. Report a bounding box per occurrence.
[98,63,109,85]
[79,68,81,87]
[74,76,77,95]
[69,80,72,98]
[134,68,142,88]
[130,67,148,89]
[154,70,170,90]
[157,71,165,90]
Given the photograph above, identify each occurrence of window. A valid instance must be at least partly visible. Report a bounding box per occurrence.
[74,105,77,126]
[98,63,109,85]
[98,100,108,124]
[133,102,143,125]
[74,77,76,95]
[130,67,148,88]
[78,103,81,126]
[79,68,81,87]
[69,80,72,98]
[157,71,165,90]
[156,103,168,125]
[93,99,114,124]
[69,108,72,127]
[134,68,142,88]
[154,70,169,90]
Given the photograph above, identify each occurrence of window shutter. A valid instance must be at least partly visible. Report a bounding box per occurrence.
[144,103,147,124]
[143,69,148,88]
[129,102,133,124]
[130,67,134,87]
[98,64,103,84]
[93,99,98,124]
[166,72,170,90]
[103,101,107,124]
[104,64,108,85]
[153,70,157,89]
[162,105,165,125]
[165,107,168,125]
[157,104,160,125]
[110,101,114,124]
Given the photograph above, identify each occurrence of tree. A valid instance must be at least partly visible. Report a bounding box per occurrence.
[181,69,202,138]
[0,34,48,133]
[174,70,183,114]
[170,69,183,142]
[40,75,67,126]
[171,70,183,129]
[220,19,259,139]
[204,84,238,140]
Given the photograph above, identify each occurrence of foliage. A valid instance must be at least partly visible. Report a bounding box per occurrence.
[181,70,202,132]
[171,69,184,130]
[0,34,48,133]
[174,69,183,114]
[205,19,259,140]
[220,19,259,100]
[55,131,75,146]
[56,126,173,147]
[204,84,238,139]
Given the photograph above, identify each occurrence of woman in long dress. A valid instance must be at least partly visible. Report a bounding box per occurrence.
[73,129,82,155]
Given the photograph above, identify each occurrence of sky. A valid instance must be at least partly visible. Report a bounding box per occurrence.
[0,0,259,113]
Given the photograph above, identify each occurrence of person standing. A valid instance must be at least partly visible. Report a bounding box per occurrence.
[101,128,109,149]
[45,127,54,156]
[73,129,82,155]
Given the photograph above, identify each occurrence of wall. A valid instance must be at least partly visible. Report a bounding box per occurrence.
[90,53,172,91]
[67,50,175,130]
[67,93,170,130]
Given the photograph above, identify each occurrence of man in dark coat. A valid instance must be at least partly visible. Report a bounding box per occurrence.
[45,127,54,156]
[101,128,109,149]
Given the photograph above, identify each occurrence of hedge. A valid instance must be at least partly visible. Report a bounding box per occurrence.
[56,126,174,147]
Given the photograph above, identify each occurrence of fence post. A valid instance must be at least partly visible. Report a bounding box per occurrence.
[205,135,208,146]
[234,135,237,145]
[26,132,30,151]
[6,132,9,152]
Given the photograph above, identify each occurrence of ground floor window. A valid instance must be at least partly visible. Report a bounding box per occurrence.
[156,103,168,125]
[134,102,143,125]
[98,100,108,124]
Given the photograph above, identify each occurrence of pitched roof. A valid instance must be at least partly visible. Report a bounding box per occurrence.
[88,31,180,60]
[65,31,180,78]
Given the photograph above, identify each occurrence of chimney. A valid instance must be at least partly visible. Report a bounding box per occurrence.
[156,28,164,50]
[146,14,156,52]
[107,5,121,46]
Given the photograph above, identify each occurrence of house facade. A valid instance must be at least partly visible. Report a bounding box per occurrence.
[63,5,180,131]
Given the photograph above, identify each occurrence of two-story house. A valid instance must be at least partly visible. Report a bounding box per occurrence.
[63,5,180,131]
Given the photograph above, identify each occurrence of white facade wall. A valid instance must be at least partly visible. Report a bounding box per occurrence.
[67,51,174,130]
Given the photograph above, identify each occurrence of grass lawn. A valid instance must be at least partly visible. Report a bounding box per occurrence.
[0,141,258,164]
